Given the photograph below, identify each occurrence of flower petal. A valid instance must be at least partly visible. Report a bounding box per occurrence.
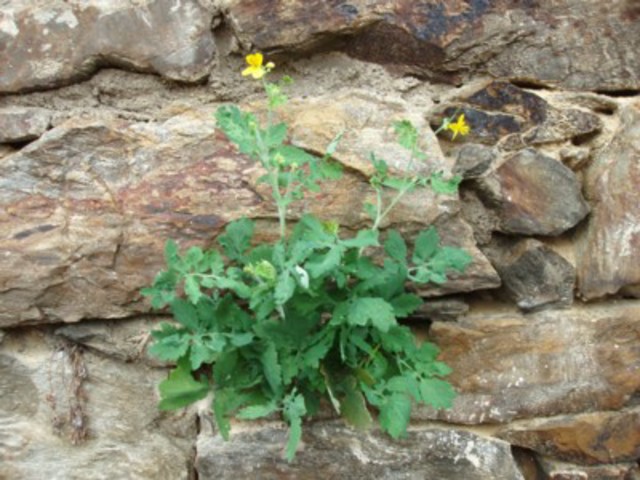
[245,53,263,68]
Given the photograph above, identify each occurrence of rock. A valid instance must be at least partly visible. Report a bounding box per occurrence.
[0,328,196,480]
[497,407,640,465]
[486,238,575,311]
[576,103,640,300]
[55,317,167,365]
[227,2,640,91]
[0,0,215,93]
[454,144,498,179]
[0,107,51,143]
[0,94,496,326]
[434,82,602,147]
[474,149,590,236]
[536,457,640,480]
[418,301,640,424]
[195,420,524,480]
[414,297,469,322]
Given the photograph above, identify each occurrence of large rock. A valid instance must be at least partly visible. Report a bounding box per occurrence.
[0,327,196,480]
[576,103,640,300]
[227,1,640,91]
[497,407,640,465]
[0,107,51,143]
[0,0,215,93]
[0,92,497,326]
[419,301,640,424]
[536,457,640,480]
[474,149,590,236]
[195,420,524,480]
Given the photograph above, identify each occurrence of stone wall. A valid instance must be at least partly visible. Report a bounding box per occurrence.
[1,1,639,479]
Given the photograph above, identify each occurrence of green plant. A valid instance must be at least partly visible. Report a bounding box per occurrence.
[142,53,472,461]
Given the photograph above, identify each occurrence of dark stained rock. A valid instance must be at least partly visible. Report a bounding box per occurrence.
[227,1,640,91]
[195,420,525,480]
[0,107,51,143]
[454,143,498,179]
[414,297,469,322]
[0,0,215,93]
[475,149,590,236]
[497,407,640,466]
[486,238,575,311]
[576,103,640,300]
[417,301,640,424]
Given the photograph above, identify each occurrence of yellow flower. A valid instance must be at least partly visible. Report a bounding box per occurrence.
[447,114,470,140]
[242,53,275,79]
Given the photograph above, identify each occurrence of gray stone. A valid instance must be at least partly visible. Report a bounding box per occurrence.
[454,144,498,179]
[0,107,51,143]
[419,301,640,424]
[537,457,640,480]
[486,238,575,311]
[0,328,196,480]
[414,297,469,322]
[195,420,524,480]
[576,103,640,300]
[0,0,216,93]
[475,149,590,236]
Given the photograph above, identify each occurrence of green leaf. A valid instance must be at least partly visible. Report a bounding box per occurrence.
[275,145,316,167]
[275,270,296,305]
[418,378,456,409]
[370,153,388,176]
[339,377,373,430]
[236,401,279,420]
[433,246,473,272]
[158,358,209,411]
[228,332,253,347]
[305,246,341,279]
[384,230,407,263]
[413,227,439,263]
[341,229,379,249]
[324,130,343,158]
[390,293,423,318]
[430,172,462,195]
[184,246,204,270]
[148,329,190,362]
[218,218,255,261]
[189,337,224,370]
[363,202,377,221]
[393,120,419,151]
[347,297,396,333]
[184,276,202,304]
[261,343,282,395]
[164,239,180,266]
[378,393,411,439]
[215,105,259,157]
[170,299,199,330]
[266,122,287,148]
[382,177,415,191]
[283,392,306,462]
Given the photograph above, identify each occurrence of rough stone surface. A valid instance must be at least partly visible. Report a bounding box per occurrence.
[0,0,216,93]
[537,457,640,480]
[454,143,498,179]
[0,107,52,143]
[497,407,640,465]
[419,301,640,424]
[474,149,590,236]
[0,93,497,326]
[486,238,576,311]
[0,328,196,480]
[227,1,640,91]
[576,103,640,300]
[195,420,524,480]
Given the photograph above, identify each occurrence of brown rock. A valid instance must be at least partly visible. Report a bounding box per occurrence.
[475,149,590,236]
[0,328,196,480]
[576,103,640,300]
[0,0,215,93]
[497,407,640,465]
[195,420,525,480]
[0,107,51,143]
[486,238,575,311]
[418,301,640,424]
[0,94,497,326]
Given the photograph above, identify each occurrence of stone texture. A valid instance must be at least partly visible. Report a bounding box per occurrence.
[497,407,640,465]
[227,1,640,91]
[414,297,469,322]
[486,238,575,311]
[0,327,196,480]
[537,457,640,480]
[0,92,498,326]
[0,107,51,143]
[576,103,640,300]
[0,0,216,93]
[474,149,590,236]
[195,420,524,480]
[454,143,498,179]
[419,301,640,424]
